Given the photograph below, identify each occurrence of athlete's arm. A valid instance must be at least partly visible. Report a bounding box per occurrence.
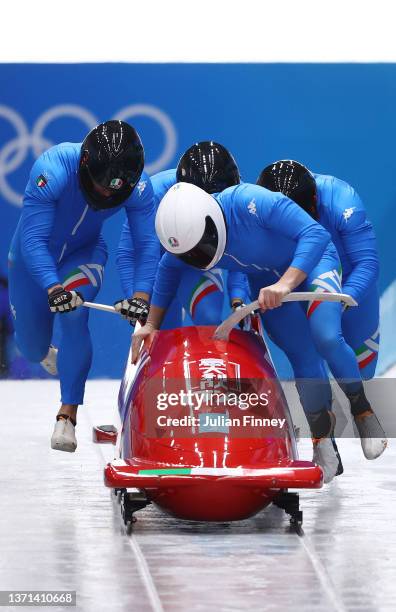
[253,186,331,308]
[20,151,67,291]
[118,169,177,299]
[227,271,251,305]
[125,173,160,301]
[116,219,136,297]
[151,252,185,310]
[130,252,183,360]
[334,184,379,302]
[131,253,185,361]
[131,304,166,364]
[258,267,307,309]
[259,189,331,274]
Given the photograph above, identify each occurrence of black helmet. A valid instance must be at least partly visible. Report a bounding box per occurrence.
[257,160,317,218]
[79,120,144,210]
[176,141,240,194]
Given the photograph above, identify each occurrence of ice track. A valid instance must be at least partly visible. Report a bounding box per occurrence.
[0,380,395,612]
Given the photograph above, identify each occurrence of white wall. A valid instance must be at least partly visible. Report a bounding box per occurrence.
[2,0,396,62]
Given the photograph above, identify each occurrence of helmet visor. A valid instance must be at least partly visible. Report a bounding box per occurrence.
[79,163,134,210]
[176,216,219,269]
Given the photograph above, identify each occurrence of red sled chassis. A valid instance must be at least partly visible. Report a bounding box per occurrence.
[94,315,323,529]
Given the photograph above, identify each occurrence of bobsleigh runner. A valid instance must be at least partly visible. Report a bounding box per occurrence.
[90,292,356,531]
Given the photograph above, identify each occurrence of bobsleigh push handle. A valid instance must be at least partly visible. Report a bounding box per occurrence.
[83,301,117,314]
[283,291,357,306]
[214,291,357,341]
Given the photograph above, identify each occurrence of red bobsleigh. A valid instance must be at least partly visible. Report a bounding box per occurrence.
[94,315,323,528]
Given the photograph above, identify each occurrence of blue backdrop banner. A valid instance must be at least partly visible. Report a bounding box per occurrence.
[0,64,395,377]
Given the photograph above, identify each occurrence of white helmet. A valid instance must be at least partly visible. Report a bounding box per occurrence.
[155,182,227,270]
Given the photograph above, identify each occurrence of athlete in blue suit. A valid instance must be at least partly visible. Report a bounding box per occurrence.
[258,160,380,379]
[8,121,159,452]
[115,142,250,329]
[132,181,387,481]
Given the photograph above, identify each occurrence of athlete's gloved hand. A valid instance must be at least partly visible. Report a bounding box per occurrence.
[114,297,150,326]
[48,287,84,313]
[231,299,252,331]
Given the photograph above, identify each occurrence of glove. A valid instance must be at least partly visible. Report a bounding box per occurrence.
[114,297,150,326]
[48,287,84,313]
[231,299,251,331]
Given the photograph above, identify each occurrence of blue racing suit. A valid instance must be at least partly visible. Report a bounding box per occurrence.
[313,174,380,378]
[116,169,250,329]
[8,143,159,404]
[152,183,365,416]
[262,174,380,380]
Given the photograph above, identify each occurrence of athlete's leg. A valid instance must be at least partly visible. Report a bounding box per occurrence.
[249,276,332,417]
[177,268,225,326]
[259,301,341,482]
[57,251,107,406]
[251,279,343,483]
[261,304,331,413]
[304,265,363,385]
[8,259,53,363]
[304,264,386,459]
[342,285,380,380]
[250,271,341,482]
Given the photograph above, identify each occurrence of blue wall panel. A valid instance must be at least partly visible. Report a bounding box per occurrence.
[0,64,395,377]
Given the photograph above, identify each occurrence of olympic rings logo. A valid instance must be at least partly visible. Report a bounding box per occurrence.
[0,103,177,207]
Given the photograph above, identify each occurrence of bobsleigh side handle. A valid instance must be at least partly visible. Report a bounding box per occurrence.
[83,301,117,314]
[214,292,357,341]
[283,291,357,306]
